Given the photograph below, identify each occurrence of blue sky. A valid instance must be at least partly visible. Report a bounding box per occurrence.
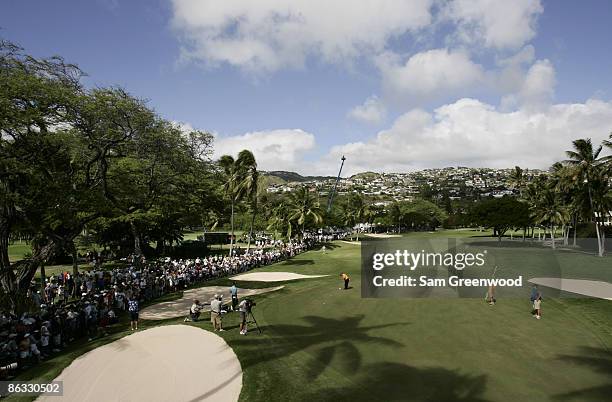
[2,0,612,174]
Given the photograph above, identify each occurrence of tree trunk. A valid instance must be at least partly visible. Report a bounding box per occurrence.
[229,201,234,256]
[595,210,605,257]
[551,226,556,249]
[131,221,142,256]
[0,210,18,302]
[5,241,56,313]
[247,211,256,252]
[594,220,602,257]
[72,242,79,276]
[39,263,46,293]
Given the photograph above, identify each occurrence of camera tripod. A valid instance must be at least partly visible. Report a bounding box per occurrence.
[246,309,262,334]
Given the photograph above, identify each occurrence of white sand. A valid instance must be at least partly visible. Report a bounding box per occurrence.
[231,272,329,282]
[340,240,360,245]
[364,233,401,238]
[529,278,612,300]
[140,285,283,320]
[38,325,241,402]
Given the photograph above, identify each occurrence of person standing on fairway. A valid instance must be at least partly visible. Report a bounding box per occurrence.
[238,299,248,335]
[128,295,139,331]
[533,296,542,319]
[486,285,496,305]
[210,294,224,331]
[530,285,540,313]
[340,273,350,290]
[230,283,238,312]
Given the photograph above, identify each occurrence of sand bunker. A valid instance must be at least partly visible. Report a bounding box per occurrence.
[231,272,329,282]
[38,325,241,402]
[529,278,612,300]
[140,285,284,320]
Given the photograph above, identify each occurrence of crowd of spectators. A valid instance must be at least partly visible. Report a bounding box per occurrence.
[0,237,319,377]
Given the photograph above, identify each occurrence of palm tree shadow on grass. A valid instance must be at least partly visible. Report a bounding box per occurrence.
[229,314,407,379]
[299,362,489,402]
[282,259,315,266]
[554,346,612,401]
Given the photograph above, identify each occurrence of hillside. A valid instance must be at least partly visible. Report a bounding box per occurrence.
[350,171,380,181]
[264,171,335,183]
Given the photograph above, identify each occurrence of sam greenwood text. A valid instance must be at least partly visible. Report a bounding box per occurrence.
[372,275,523,288]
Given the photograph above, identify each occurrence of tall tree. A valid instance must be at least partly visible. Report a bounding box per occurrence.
[532,189,570,250]
[288,186,323,239]
[509,166,527,198]
[0,40,86,310]
[564,138,607,256]
[236,151,259,251]
[218,150,257,255]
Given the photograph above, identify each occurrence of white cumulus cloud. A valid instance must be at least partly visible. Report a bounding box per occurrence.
[325,98,612,174]
[501,59,556,111]
[348,95,387,124]
[442,0,543,49]
[170,0,433,72]
[213,129,316,171]
[377,48,485,101]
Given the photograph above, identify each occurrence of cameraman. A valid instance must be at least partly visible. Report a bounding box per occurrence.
[238,299,249,335]
[185,299,203,322]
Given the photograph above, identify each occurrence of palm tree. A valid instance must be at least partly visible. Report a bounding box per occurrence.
[288,186,323,239]
[565,138,606,256]
[509,166,527,198]
[218,150,257,255]
[267,201,292,240]
[342,194,368,240]
[532,189,570,250]
[236,152,259,252]
[389,202,402,234]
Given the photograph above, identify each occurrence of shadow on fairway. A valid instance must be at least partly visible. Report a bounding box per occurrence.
[282,259,315,266]
[554,346,612,401]
[299,362,489,402]
[230,314,407,379]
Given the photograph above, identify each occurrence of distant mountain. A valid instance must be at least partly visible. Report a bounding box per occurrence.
[263,171,335,183]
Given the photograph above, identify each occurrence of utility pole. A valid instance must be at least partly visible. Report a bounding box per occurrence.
[327,155,346,212]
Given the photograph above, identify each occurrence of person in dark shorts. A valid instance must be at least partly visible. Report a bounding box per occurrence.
[340,273,350,290]
[230,283,239,311]
[128,296,139,330]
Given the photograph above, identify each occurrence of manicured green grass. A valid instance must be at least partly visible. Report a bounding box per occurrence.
[8,242,31,262]
[8,235,612,402]
[218,242,612,401]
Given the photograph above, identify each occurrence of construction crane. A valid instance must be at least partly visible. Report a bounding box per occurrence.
[327,155,346,212]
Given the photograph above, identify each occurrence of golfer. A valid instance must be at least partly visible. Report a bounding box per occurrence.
[128,295,139,331]
[340,273,350,290]
[210,294,224,331]
[230,283,238,311]
[486,285,496,305]
[533,296,542,319]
